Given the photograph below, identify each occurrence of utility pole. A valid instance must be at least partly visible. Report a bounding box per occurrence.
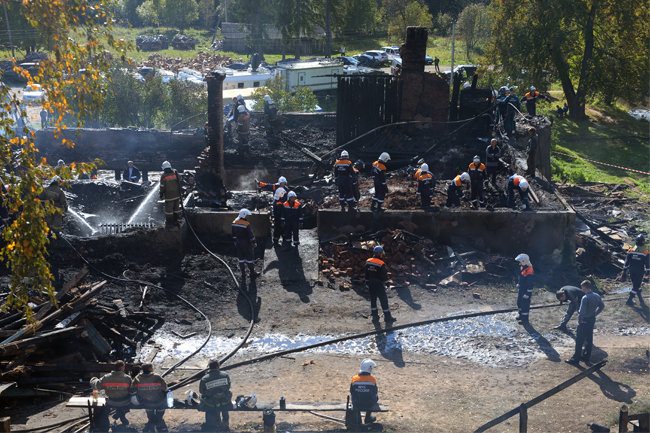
[223,0,228,22]
[325,0,331,58]
[450,21,455,89]
[2,0,15,59]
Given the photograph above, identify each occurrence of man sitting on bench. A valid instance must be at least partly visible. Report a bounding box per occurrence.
[350,358,380,426]
[132,363,168,433]
[90,360,132,431]
[199,359,232,431]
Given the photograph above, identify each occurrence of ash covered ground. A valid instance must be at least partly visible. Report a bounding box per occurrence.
[1,120,649,432]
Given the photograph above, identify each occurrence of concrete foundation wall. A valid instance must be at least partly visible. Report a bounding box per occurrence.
[318,208,576,266]
[185,209,271,239]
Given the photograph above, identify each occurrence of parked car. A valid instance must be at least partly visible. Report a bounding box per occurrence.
[362,50,389,67]
[336,56,360,67]
[453,64,478,79]
[425,54,434,65]
[390,57,402,75]
[353,54,376,68]
[381,46,400,62]
[22,83,44,105]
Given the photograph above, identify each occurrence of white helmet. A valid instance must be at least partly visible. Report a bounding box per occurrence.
[515,253,531,267]
[264,95,272,103]
[460,172,470,182]
[278,176,287,184]
[340,150,349,159]
[274,187,286,201]
[237,105,247,113]
[50,175,61,185]
[161,161,172,170]
[379,152,391,163]
[238,208,252,219]
[530,86,536,92]
[287,190,297,199]
[360,358,376,374]
[463,81,471,88]
[57,159,65,167]
[420,163,429,172]
[519,179,529,191]
[473,155,480,164]
[236,94,244,102]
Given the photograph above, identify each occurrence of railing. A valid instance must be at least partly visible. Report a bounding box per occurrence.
[99,223,156,235]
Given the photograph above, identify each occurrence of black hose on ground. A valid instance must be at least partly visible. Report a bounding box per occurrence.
[171,296,628,389]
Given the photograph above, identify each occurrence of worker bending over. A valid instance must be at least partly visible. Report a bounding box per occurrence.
[232,208,258,282]
[506,174,530,210]
[445,172,470,208]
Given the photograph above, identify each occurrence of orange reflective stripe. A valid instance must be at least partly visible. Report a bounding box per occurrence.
[373,161,386,171]
[233,218,249,226]
[513,177,520,186]
[284,200,301,208]
[103,383,129,387]
[418,173,432,181]
[521,266,533,276]
[351,374,376,384]
[413,169,421,180]
[367,257,385,266]
[454,175,462,186]
[163,175,176,181]
[335,159,352,166]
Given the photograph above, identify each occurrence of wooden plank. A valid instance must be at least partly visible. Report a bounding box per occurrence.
[0,416,9,433]
[32,268,89,323]
[0,327,82,358]
[68,396,106,407]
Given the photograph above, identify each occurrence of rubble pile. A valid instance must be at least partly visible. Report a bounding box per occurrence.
[135,34,169,51]
[171,34,199,50]
[139,52,239,74]
[0,269,161,397]
[320,228,437,286]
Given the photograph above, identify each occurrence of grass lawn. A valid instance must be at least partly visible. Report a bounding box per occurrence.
[0,26,480,67]
[535,101,650,197]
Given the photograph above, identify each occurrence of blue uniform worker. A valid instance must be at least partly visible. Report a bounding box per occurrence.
[334,150,356,211]
[232,208,257,280]
[350,359,380,427]
[365,246,395,324]
[566,280,604,365]
[554,286,584,331]
[281,191,303,248]
[622,234,649,307]
[507,174,530,210]
[371,152,391,212]
[485,139,501,185]
[515,253,534,324]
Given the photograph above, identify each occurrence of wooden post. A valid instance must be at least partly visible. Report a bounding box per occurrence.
[519,404,527,433]
[638,412,649,433]
[0,416,10,433]
[618,405,628,433]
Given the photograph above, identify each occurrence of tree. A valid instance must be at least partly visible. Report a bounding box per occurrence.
[0,1,129,318]
[274,0,319,58]
[488,0,649,119]
[158,0,199,30]
[0,2,46,52]
[456,3,490,59]
[136,0,160,26]
[384,0,433,43]
[339,0,381,35]
[251,76,318,112]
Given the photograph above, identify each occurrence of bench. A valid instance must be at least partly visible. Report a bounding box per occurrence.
[68,397,389,430]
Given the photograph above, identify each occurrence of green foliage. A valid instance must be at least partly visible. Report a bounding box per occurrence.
[0,0,130,319]
[158,0,199,30]
[456,3,491,59]
[136,0,159,26]
[0,2,45,52]
[197,0,218,29]
[112,0,145,26]
[488,0,649,118]
[434,12,453,36]
[251,75,318,112]
[385,0,433,43]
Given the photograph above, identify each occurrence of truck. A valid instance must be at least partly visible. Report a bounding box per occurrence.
[274,60,343,92]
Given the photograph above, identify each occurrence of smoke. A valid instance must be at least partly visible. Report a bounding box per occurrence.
[234,166,269,191]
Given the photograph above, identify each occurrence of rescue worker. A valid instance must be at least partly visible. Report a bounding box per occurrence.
[350,359,379,426]
[281,191,302,248]
[554,285,585,331]
[416,163,435,209]
[352,160,364,203]
[199,359,232,432]
[411,158,426,181]
[621,234,649,307]
[566,280,604,366]
[159,161,181,227]
[526,127,538,177]
[90,360,132,431]
[468,155,486,208]
[445,172,470,208]
[263,95,278,135]
[132,363,168,433]
[333,150,356,212]
[515,253,534,324]
[258,177,288,245]
[38,175,68,234]
[495,86,508,126]
[232,208,258,281]
[520,86,550,116]
[365,246,395,324]
[503,87,520,136]
[236,105,250,146]
[225,97,239,137]
[123,160,141,183]
[371,152,390,213]
[506,174,530,210]
[485,138,501,185]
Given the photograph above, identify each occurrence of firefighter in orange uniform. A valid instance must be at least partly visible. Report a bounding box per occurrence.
[445,172,470,208]
[468,155,486,208]
[365,246,395,324]
[333,150,356,212]
[159,161,181,227]
[349,358,380,427]
[515,253,534,324]
[281,191,303,248]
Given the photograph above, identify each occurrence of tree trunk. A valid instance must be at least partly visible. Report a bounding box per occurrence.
[549,36,581,119]
[574,0,598,119]
[295,0,301,59]
[325,0,331,58]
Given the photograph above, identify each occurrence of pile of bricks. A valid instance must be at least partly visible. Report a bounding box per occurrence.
[319,229,437,286]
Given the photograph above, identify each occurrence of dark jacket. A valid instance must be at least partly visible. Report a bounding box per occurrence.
[91,371,132,407]
[334,159,354,183]
[518,265,534,294]
[123,166,141,182]
[417,170,435,195]
[132,372,167,409]
[160,169,181,201]
[232,217,255,247]
[365,257,388,283]
[281,199,303,224]
[624,246,650,277]
[350,372,378,411]
[485,144,501,167]
[371,161,387,189]
[199,370,232,406]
